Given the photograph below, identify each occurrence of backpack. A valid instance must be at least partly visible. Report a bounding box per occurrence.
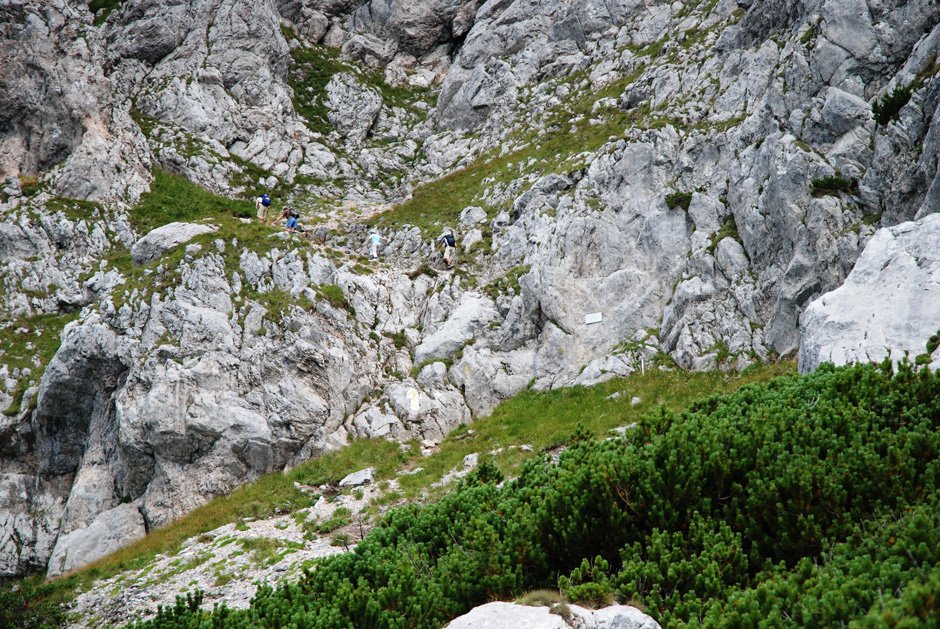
[289,207,300,218]
[444,233,456,247]
[261,194,271,206]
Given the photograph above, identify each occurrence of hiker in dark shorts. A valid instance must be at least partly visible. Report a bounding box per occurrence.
[437,229,456,268]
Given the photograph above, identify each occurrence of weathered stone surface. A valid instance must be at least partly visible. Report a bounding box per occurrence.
[47,503,146,578]
[799,214,940,372]
[131,222,218,265]
[325,73,383,144]
[414,293,499,364]
[0,1,151,202]
[444,602,660,629]
[6,0,940,584]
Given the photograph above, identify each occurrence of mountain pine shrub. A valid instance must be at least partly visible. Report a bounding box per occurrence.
[872,85,913,125]
[134,361,940,629]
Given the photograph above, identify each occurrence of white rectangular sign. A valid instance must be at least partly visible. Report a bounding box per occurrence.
[585,312,603,325]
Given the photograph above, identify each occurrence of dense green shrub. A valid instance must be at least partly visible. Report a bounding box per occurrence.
[0,576,77,629]
[810,175,859,197]
[872,85,913,125]
[134,362,940,628]
[665,191,693,211]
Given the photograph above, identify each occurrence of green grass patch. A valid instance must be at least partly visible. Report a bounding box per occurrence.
[87,0,126,25]
[18,174,42,197]
[383,330,408,349]
[44,197,105,223]
[289,439,412,487]
[370,67,671,235]
[706,214,740,254]
[130,108,160,137]
[133,169,255,234]
[0,574,79,629]
[0,312,80,416]
[483,265,530,300]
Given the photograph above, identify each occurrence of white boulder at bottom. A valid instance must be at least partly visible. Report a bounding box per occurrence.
[799,214,940,373]
[443,602,660,629]
[47,503,146,578]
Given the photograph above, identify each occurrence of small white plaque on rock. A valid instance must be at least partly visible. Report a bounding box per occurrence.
[585,312,603,325]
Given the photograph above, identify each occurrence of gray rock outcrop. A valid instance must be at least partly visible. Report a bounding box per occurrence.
[46,503,146,578]
[0,0,152,203]
[799,214,940,372]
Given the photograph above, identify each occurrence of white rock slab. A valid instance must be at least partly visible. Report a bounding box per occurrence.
[131,222,217,265]
[47,503,146,578]
[799,214,940,372]
[338,467,375,487]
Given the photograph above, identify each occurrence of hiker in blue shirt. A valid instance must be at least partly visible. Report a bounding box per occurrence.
[367,231,387,260]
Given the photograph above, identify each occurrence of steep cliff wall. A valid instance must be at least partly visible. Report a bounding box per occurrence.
[2,0,940,578]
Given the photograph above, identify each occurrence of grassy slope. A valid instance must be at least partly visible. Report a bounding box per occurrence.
[51,361,793,596]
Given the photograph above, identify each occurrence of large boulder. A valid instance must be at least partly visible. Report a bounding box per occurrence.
[414,293,498,365]
[131,222,217,265]
[444,602,660,629]
[325,72,383,145]
[799,214,940,373]
[46,503,146,578]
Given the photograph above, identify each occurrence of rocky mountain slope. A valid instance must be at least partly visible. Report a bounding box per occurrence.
[2,0,940,580]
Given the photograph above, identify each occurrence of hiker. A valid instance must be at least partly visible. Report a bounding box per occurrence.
[255,193,271,223]
[367,231,387,260]
[437,228,456,268]
[273,206,300,232]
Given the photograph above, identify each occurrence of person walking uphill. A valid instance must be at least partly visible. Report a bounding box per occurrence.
[273,206,300,232]
[367,231,387,261]
[255,193,271,223]
[437,228,457,268]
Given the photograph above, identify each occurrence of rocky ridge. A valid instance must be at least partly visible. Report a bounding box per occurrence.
[2,0,940,581]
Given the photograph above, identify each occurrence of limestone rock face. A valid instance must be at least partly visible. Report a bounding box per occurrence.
[414,293,498,364]
[325,73,384,144]
[46,503,146,578]
[799,214,940,372]
[0,0,152,203]
[5,0,940,582]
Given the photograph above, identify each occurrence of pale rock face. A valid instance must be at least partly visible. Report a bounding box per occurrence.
[414,293,499,364]
[46,503,146,578]
[799,214,940,372]
[338,467,374,486]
